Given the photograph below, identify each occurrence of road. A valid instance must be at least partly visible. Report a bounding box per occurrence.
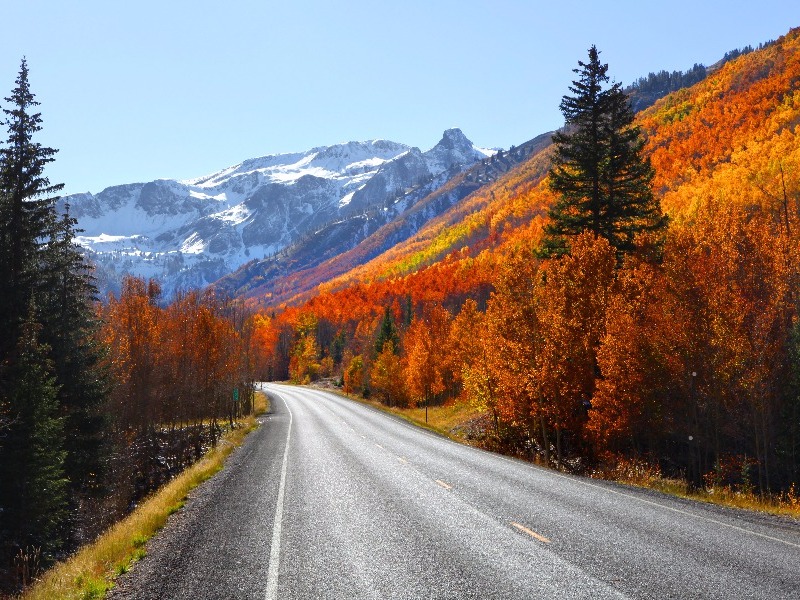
[109,383,800,599]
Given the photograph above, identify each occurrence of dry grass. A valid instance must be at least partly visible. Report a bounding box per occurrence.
[386,402,484,444]
[20,415,259,600]
[343,393,482,443]
[598,456,800,519]
[398,402,481,434]
[253,389,270,416]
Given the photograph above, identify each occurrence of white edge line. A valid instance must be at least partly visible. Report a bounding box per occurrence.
[265,390,293,600]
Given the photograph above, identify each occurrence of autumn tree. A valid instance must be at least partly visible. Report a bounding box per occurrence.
[588,250,675,460]
[289,313,321,384]
[102,276,163,431]
[784,320,800,487]
[543,45,666,257]
[405,305,453,420]
[481,250,544,451]
[370,342,407,406]
[452,299,501,433]
[535,233,616,463]
[343,352,366,394]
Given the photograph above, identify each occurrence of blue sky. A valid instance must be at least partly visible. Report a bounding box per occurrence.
[1,1,795,195]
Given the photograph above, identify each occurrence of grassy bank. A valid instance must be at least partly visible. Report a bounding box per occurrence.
[20,392,269,600]
[598,458,800,519]
[334,388,485,445]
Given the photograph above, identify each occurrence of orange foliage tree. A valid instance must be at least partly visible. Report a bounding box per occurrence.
[370,342,408,407]
[101,276,257,434]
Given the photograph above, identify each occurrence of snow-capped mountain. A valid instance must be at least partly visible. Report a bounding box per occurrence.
[61,129,493,299]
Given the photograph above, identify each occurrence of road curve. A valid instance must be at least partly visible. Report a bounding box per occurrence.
[110,383,800,599]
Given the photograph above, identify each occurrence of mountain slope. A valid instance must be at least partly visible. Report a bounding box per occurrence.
[62,129,492,298]
[214,132,551,303]
[255,26,800,311]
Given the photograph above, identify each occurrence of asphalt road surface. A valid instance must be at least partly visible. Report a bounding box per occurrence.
[109,383,800,599]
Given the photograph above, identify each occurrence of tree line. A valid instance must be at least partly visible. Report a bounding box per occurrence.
[0,61,259,593]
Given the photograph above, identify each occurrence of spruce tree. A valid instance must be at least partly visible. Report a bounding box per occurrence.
[375,306,400,355]
[542,46,666,258]
[0,58,62,360]
[0,59,107,564]
[0,308,68,561]
[40,206,108,496]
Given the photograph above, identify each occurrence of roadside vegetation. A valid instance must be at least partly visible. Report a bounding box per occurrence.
[0,57,268,595]
[19,391,268,600]
[594,456,800,519]
[258,34,800,519]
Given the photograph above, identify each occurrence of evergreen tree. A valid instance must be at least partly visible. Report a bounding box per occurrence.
[40,206,108,496]
[0,308,68,560]
[375,306,400,354]
[542,46,666,258]
[0,58,62,361]
[0,59,106,567]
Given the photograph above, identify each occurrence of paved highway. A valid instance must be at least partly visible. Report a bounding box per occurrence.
[110,383,800,599]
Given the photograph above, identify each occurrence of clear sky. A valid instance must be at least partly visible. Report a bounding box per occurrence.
[1,1,796,195]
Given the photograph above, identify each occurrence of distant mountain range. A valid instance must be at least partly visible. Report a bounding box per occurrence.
[61,128,494,298]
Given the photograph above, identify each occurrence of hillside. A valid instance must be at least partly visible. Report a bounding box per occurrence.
[260,27,800,311]
[218,132,553,304]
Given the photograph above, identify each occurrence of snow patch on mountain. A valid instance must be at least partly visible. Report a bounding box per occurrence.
[63,129,495,299]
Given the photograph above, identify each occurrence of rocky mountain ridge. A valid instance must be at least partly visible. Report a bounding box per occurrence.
[61,128,493,298]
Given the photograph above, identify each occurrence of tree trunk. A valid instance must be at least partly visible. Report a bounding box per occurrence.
[540,416,550,465]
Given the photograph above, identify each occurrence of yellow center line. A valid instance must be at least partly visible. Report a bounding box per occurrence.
[511,521,550,543]
[375,443,384,450]
[435,479,453,490]
[397,457,408,464]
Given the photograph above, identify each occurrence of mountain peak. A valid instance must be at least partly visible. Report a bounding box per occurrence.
[436,128,472,151]
[423,128,494,173]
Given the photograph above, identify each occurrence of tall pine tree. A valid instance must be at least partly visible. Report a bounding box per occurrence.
[542,45,666,258]
[0,58,62,360]
[0,59,107,572]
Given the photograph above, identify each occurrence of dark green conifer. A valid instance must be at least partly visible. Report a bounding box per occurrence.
[0,58,62,360]
[542,46,666,258]
[40,206,108,496]
[0,308,68,560]
[375,306,400,354]
[0,59,107,565]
